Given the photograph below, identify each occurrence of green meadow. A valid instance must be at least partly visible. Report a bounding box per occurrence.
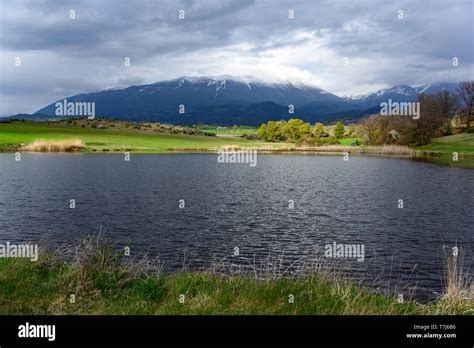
[0,121,272,152]
[197,125,258,136]
[417,133,474,154]
[414,133,474,168]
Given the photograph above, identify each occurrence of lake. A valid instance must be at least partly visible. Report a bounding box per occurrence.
[0,153,472,301]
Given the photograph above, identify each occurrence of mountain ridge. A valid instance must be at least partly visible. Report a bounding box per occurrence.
[28,77,463,125]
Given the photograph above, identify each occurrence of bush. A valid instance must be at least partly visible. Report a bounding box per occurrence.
[439,124,452,136]
[241,134,258,140]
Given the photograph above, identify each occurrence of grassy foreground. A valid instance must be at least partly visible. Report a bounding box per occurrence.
[0,237,472,315]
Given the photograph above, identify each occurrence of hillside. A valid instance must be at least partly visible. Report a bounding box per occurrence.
[28,76,463,125]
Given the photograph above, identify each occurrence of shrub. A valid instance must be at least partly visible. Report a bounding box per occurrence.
[241,134,259,140]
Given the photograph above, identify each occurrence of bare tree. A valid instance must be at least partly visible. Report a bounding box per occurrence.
[435,90,458,127]
[414,94,444,145]
[360,115,390,145]
[457,81,474,129]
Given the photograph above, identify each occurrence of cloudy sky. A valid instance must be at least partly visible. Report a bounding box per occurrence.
[0,0,472,115]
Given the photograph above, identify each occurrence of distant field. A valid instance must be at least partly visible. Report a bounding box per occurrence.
[0,121,363,152]
[339,137,363,146]
[0,121,274,152]
[1,121,473,166]
[197,125,257,136]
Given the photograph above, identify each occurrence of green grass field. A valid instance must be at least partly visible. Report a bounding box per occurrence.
[414,133,474,168]
[0,121,270,152]
[339,137,363,146]
[197,125,257,136]
[0,121,362,153]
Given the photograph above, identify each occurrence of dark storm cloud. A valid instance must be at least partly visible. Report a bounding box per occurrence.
[0,0,472,114]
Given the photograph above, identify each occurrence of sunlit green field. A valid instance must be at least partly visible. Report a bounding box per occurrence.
[339,137,363,146]
[0,121,273,152]
[197,125,257,136]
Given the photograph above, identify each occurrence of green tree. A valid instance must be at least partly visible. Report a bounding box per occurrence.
[257,121,285,142]
[333,121,345,139]
[312,122,327,138]
[281,119,311,141]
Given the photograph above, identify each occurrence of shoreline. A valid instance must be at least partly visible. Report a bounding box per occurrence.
[3,146,473,169]
[1,235,472,315]
[0,143,437,156]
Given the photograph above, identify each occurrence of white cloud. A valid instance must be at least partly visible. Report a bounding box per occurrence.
[0,0,472,114]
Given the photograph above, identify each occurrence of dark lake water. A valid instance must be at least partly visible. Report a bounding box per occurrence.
[0,153,473,301]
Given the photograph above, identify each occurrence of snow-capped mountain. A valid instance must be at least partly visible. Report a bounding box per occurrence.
[413,82,459,95]
[33,77,462,125]
[345,83,459,109]
[35,75,351,125]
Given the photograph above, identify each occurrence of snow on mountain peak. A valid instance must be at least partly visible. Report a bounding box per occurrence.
[162,75,323,91]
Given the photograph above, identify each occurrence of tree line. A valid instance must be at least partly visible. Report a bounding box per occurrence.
[256,119,349,145]
[361,81,473,146]
[256,81,473,146]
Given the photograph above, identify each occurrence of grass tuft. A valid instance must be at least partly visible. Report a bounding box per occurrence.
[22,139,85,152]
[433,246,474,315]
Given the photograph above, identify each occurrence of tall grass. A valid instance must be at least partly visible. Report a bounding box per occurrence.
[0,235,471,315]
[433,246,473,314]
[22,139,85,152]
[218,144,415,156]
